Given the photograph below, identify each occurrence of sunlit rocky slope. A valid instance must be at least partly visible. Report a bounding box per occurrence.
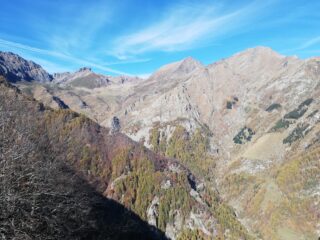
[1,47,319,239]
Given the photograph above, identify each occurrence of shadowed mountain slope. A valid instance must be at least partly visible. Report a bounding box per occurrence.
[0,76,167,240]
[0,51,52,83]
[0,76,253,239]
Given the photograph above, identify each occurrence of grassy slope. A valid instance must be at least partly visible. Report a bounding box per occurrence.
[221,144,319,240]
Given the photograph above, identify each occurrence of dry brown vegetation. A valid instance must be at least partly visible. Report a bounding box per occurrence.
[0,77,168,240]
[0,76,256,239]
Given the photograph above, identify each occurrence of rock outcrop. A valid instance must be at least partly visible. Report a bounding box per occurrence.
[0,51,52,83]
[52,67,141,89]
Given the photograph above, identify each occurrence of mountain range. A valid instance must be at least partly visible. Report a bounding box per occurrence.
[0,47,319,240]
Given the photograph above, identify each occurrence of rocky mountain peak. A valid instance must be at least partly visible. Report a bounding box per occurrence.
[0,51,52,83]
[77,67,92,72]
[53,72,70,79]
[149,56,203,82]
[178,56,203,73]
[206,46,289,82]
[180,56,202,67]
[233,46,285,61]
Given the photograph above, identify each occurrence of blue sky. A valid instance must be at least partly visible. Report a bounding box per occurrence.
[0,0,319,77]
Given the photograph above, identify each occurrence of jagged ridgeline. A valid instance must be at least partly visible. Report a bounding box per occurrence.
[0,77,253,240]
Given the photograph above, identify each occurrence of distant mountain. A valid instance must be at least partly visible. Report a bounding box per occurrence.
[0,51,52,83]
[0,51,141,88]
[53,67,141,89]
[3,47,320,239]
[53,67,111,88]
[148,56,204,83]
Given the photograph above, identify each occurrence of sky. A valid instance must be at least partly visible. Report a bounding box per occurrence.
[0,0,319,77]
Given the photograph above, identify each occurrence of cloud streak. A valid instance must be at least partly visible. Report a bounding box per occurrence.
[41,1,113,54]
[110,1,270,58]
[281,35,320,55]
[0,38,129,75]
[0,38,67,58]
[298,36,320,50]
[2,0,316,75]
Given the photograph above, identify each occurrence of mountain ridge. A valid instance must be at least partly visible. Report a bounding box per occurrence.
[0,46,293,86]
[1,47,319,239]
[0,51,53,83]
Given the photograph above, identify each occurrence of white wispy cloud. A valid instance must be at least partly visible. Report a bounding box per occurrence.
[281,36,320,56]
[0,38,129,75]
[102,57,151,66]
[44,1,113,54]
[0,38,67,58]
[298,36,320,50]
[0,1,140,74]
[23,55,70,73]
[110,1,270,58]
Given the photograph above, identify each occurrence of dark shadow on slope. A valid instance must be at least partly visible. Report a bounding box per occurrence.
[52,95,69,109]
[0,76,168,240]
[41,166,169,240]
[0,159,168,240]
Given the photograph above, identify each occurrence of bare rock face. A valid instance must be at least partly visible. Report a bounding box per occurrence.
[53,67,142,89]
[78,67,92,72]
[110,75,141,84]
[0,51,52,83]
[111,116,121,133]
[148,56,204,83]
[52,67,110,88]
